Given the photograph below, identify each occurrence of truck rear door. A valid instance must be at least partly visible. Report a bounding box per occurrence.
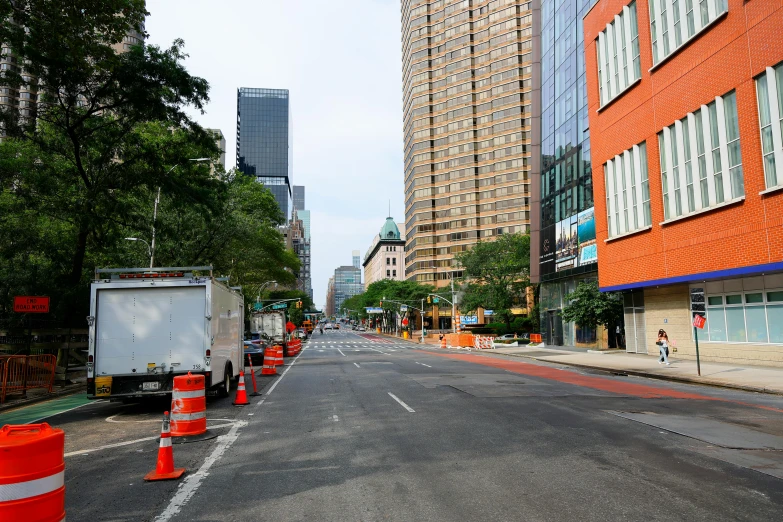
[95,286,206,376]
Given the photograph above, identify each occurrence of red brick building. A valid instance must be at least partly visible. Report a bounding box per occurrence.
[584,0,783,365]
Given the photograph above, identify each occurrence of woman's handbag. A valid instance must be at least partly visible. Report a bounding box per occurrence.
[655,341,662,346]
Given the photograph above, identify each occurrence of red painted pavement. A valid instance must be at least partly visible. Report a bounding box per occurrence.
[422,351,783,413]
[358,334,393,344]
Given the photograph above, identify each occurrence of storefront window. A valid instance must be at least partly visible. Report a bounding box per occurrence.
[701,285,783,344]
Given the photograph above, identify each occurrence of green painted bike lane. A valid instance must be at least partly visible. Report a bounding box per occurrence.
[0,393,91,426]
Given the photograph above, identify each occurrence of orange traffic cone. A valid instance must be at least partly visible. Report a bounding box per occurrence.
[144,412,186,481]
[232,370,250,406]
[247,354,261,397]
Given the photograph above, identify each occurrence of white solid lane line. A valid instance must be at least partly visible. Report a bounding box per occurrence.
[154,341,307,521]
[353,362,360,368]
[337,348,346,357]
[416,362,432,368]
[387,392,415,413]
[333,415,339,422]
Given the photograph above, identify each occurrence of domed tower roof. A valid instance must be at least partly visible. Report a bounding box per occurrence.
[380,217,401,240]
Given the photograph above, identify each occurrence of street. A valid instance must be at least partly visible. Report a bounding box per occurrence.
[19,331,783,521]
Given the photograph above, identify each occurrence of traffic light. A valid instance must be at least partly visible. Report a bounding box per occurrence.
[296,300,302,309]
[427,296,431,304]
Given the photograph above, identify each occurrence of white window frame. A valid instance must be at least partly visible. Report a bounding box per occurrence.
[699,286,783,345]
[649,0,728,67]
[604,142,651,239]
[755,62,783,191]
[597,1,641,107]
[658,90,743,224]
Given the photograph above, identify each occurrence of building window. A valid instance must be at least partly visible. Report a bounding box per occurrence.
[659,90,743,221]
[597,1,641,106]
[387,270,391,277]
[393,258,397,265]
[650,0,727,66]
[393,270,397,277]
[755,63,783,190]
[387,258,391,265]
[604,142,651,238]
[703,289,783,344]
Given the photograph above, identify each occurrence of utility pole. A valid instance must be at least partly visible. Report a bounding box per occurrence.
[421,298,425,343]
[451,273,456,334]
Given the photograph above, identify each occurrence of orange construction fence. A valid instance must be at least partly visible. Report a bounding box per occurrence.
[445,333,475,347]
[530,334,542,343]
[1,355,57,404]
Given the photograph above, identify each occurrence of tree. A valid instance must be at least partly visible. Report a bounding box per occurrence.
[0,1,220,324]
[340,280,434,333]
[560,281,623,331]
[455,233,531,328]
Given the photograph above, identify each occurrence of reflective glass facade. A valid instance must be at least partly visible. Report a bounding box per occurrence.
[237,88,292,220]
[293,185,305,211]
[333,265,363,314]
[537,0,599,346]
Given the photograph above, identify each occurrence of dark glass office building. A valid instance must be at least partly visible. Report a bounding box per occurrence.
[293,185,305,211]
[236,88,293,220]
[532,0,602,347]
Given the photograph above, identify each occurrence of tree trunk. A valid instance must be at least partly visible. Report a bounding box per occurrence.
[70,221,89,286]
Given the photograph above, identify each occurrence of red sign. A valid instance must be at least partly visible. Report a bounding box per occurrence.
[14,296,50,313]
[402,318,409,326]
[692,314,706,329]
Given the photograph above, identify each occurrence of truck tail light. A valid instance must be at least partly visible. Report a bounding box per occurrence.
[88,355,94,363]
[205,349,211,357]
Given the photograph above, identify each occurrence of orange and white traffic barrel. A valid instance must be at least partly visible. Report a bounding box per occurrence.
[170,372,207,438]
[261,349,277,376]
[0,423,65,522]
[274,345,284,367]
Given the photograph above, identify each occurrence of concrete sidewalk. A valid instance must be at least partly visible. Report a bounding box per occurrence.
[488,345,783,395]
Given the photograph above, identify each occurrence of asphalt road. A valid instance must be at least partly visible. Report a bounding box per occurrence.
[11,330,783,521]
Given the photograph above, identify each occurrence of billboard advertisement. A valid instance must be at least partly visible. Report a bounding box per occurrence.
[540,223,556,276]
[554,206,597,272]
[577,207,597,266]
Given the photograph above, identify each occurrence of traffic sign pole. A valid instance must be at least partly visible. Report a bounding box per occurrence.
[692,313,706,376]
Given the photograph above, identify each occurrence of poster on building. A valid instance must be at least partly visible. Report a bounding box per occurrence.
[577,207,597,266]
[540,223,556,276]
[555,215,578,272]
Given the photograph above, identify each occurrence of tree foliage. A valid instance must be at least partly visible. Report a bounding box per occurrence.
[341,280,435,332]
[0,1,299,327]
[455,233,531,327]
[560,281,623,330]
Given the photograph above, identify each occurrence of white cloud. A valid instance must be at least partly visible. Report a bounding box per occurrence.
[145,0,405,309]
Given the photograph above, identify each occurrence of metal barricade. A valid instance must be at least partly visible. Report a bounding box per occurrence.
[1,355,57,404]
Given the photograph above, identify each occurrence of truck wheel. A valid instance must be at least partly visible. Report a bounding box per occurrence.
[217,366,232,398]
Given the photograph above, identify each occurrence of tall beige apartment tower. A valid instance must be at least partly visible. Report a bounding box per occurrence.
[401,0,534,287]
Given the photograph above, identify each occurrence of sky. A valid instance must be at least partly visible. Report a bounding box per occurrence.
[145,0,405,310]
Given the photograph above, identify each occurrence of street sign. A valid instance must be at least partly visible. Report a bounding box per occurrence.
[692,314,706,329]
[433,297,439,304]
[365,307,383,314]
[272,303,288,310]
[14,296,50,313]
[400,305,408,312]
[253,303,264,311]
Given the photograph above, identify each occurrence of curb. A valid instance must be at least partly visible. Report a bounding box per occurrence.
[492,351,783,396]
[0,382,88,414]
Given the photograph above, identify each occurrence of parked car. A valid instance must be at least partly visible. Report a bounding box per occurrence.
[497,333,529,340]
[244,338,266,365]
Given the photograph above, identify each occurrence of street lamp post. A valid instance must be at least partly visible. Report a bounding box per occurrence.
[124,237,152,267]
[150,158,210,268]
[255,280,278,303]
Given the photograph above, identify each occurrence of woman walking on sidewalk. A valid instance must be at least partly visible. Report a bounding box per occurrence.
[657,329,671,365]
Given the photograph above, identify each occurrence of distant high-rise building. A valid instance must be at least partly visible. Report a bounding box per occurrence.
[333,265,362,315]
[325,276,335,317]
[352,250,360,270]
[206,129,226,172]
[400,1,533,287]
[290,209,312,301]
[298,210,311,240]
[236,87,292,221]
[293,185,305,211]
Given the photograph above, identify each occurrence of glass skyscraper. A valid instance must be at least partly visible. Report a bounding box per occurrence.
[236,87,293,220]
[531,0,599,347]
[293,185,305,211]
[333,265,362,315]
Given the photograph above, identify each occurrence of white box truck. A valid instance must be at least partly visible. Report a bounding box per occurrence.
[86,266,244,399]
[250,311,289,355]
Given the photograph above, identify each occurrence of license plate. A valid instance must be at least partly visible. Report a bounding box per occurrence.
[142,382,160,391]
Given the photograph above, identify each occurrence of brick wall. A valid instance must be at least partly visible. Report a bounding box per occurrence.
[584,0,783,289]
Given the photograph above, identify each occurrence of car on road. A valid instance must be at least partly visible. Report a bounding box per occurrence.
[324,323,333,330]
[334,323,340,330]
[357,326,366,332]
[244,338,267,365]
